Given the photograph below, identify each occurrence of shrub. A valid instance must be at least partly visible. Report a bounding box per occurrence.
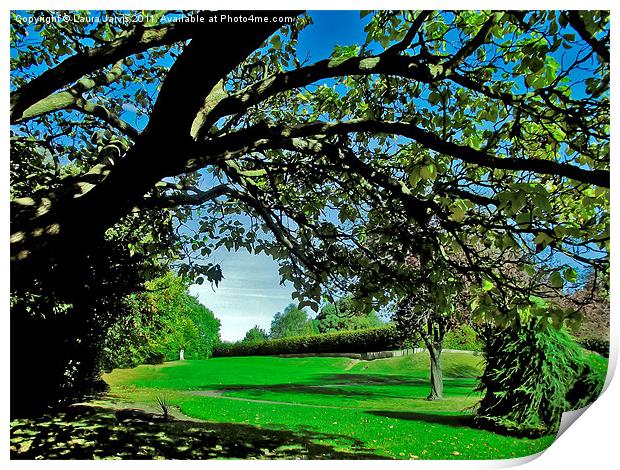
[441,324,483,351]
[213,325,405,357]
[475,322,607,437]
[143,351,166,365]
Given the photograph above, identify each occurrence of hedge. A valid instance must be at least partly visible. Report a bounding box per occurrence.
[577,338,610,358]
[213,323,484,357]
[213,325,405,357]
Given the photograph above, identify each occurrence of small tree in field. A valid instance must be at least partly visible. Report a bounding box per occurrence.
[393,263,461,400]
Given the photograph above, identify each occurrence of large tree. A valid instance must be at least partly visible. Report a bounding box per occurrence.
[10,10,609,408]
[101,272,221,370]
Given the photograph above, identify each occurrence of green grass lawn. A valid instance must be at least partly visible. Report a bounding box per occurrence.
[96,353,555,459]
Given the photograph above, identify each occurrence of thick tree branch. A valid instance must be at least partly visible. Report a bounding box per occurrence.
[382,11,433,56]
[139,184,231,209]
[195,25,599,144]
[197,118,608,188]
[14,61,125,123]
[196,53,436,136]
[565,11,610,63]
[10,19,207,122]
[12,59,140,139]
[72,98,140,140]
[197,37,589,142]
[259,119,609,188]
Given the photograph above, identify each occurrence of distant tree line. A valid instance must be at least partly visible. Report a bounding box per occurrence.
[234,296,385,347]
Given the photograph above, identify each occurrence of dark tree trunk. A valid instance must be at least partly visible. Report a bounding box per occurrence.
[427,342,444,400]
[9,17,294,416]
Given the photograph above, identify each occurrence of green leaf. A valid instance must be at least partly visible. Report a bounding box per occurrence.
[534,232,553,248]
[450,204,466,222]
[270,35,282,50]
[408,171,421,188]
[549,271,564,288]
[481,279,494,291]
[564,267,578,283]
[553,225,567,238]
[428,91,441,105]
[529,295,548,309]
[419,163,437,180]
[528,57,545,73]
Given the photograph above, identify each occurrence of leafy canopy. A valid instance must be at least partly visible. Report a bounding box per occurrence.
[10,10,609,331]
[316,296,383,333]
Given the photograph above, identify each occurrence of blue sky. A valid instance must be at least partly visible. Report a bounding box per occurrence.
[189,250,295,341]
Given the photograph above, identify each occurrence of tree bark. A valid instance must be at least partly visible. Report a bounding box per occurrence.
[427,342,444,400]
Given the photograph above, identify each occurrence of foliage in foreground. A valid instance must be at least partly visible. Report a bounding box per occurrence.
[475,322,607,437]
[315,296,384,333]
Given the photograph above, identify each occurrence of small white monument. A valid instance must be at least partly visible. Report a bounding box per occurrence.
[179,348,185,361]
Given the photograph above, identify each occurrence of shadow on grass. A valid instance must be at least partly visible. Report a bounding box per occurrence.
[199,383,396,400]
[11,404,388,460]
[316,374,476,388]
[194,374,476,401]
[365,410,474,429]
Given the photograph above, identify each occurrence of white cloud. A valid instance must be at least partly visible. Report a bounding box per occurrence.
[121,102,139,113]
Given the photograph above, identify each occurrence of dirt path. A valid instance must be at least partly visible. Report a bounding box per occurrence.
[81,398,208,422]
[189,389,357,409]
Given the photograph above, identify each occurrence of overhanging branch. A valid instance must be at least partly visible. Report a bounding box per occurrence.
[262,119,609,188]
[138,184,232,209]
[10,18,207,122]
[565,11,610,63]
